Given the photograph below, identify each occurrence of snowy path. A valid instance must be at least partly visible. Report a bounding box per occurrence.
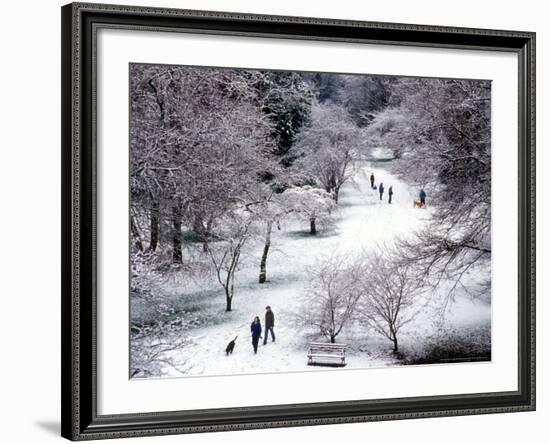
[160,162,486,378]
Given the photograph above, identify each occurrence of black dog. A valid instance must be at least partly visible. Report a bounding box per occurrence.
[225,336,238,355]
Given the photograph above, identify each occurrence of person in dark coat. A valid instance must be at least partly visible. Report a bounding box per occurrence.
[388,185,393,204]
[263,306,275,345]
[378,182,384,201]
[250,316,262,354]
[419,189,427,207]
[370,172,375,189]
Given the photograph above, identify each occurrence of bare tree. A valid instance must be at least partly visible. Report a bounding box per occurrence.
[281,185,337,235]
[130,321,192,378]
[252,191,290,284]
[396,205,490,301]
[129,253,194,377]
[205,209,258,312]
[290,104,362,203]
[298,255,363,343]
[357,251,428,352]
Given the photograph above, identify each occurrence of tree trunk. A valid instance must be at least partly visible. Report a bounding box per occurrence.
[172,205,183,264]
[224,252,239,312]
[225,291,232,312]
[330,334,336,344]
[333,187,340,204]
[258,221,273,284]
[130,215,143,252]
[191,215,211,252]
[193,215,204,236]
[310,218,317,235]
[149,200,159,252]
[392,336,398,352]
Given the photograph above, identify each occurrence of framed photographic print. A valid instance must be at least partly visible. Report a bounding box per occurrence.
[61,2,536,440]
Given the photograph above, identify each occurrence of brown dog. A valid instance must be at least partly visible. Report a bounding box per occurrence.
[413,199,425,208]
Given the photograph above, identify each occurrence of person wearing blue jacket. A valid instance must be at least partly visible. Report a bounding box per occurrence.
[250,316,262,354]
[419,189,427,207]
[378,182,384,201]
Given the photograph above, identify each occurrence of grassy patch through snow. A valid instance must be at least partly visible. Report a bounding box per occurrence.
[400,324,491,365]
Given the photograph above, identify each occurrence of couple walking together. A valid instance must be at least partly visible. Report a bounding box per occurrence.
[250,306,276,354]
[370,172,394,204]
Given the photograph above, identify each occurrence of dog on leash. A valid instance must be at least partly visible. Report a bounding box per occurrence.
[225,336,238,355]
[413,199,425,209]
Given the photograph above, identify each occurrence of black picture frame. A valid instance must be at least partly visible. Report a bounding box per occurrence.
[61,2,536,440]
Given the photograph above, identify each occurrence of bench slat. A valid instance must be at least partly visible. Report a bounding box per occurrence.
[309,346,346,349]
[308,349,345,355]
[308,353,344,359]
[308,348,345,352]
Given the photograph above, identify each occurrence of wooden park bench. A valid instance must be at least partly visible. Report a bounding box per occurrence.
[307,342,347,367]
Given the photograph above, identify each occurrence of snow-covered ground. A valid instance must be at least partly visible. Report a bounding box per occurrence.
[135,161,491,378]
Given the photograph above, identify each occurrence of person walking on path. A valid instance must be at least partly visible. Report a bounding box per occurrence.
[419,189,427,207]
[250,316,262,354]
[388,185,393,204]
[370,172,375,189]
[263,306,276,345]
[378,182,384,201]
